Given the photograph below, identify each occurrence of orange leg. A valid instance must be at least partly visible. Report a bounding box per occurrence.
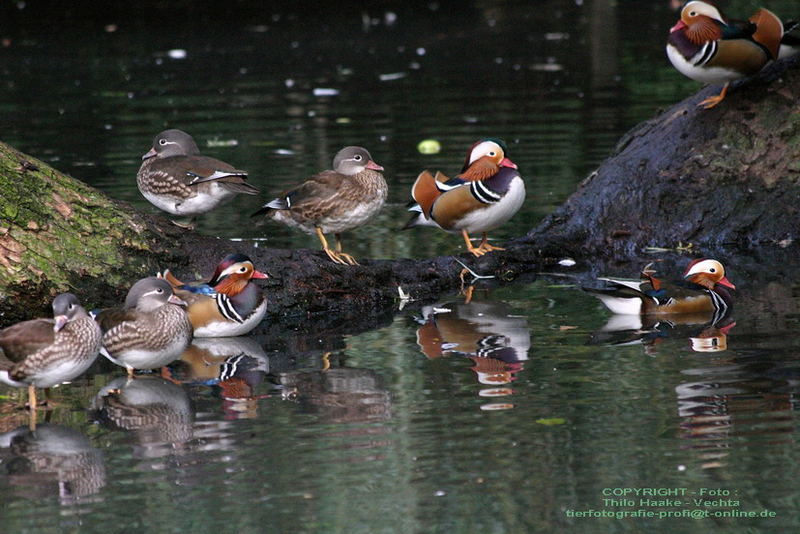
[476,233,505,253]
[461,230,487,257]
[316,227,358,265]
[698,82,730,109]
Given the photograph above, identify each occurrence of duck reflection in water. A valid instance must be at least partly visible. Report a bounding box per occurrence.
[588,312,736,356]
[0,423,105,505]
[279,352,392,424]
[91,375,193,458]
[168,336,270,420]
[413,296,530,410]
[675,351,797,469]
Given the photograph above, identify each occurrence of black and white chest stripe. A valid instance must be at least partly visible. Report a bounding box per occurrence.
[215,294,245,323]
[470,180,502,204]
[692,40,718,66]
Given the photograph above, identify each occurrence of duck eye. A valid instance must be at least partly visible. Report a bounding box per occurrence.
[239,267,247,273]
[709,268,716,273]
[353,154,363,161]
[689,11,696,16]
[156,288,164,293]
[159,138,168,146]
[488,151,496,157]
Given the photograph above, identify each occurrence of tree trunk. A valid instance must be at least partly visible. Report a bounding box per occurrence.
[1,57,799,324]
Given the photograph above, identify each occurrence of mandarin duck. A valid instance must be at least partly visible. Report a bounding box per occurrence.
[0,293,102,412]
[92,376,193,445]
[159,253,268,338]
[0,424,106,501]
[251,146,387,265]
[95,277,193,378]
[667,1,784,109]
[404,138,525,257]
[583,259,735,322]
[137,129,259,228]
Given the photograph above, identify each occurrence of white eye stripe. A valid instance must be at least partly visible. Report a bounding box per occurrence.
[468,141,503,165]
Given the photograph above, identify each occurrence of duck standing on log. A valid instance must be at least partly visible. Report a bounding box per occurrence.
[666,1,784,109]
[95,277,193,378]
[137,129,259,228]
[252,146,387,266]
[404,138,525,257]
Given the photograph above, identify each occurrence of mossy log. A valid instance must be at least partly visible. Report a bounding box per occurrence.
[1,57,799,325]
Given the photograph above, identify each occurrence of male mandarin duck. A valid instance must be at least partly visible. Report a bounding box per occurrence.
[404,138,525,257]
[95,277,193,378]
[667,1,784,109]
[583,259,735,321]
[159,253,268,338]
[137,129,259,228]
[252,146,387,266]
[0,293,102,411]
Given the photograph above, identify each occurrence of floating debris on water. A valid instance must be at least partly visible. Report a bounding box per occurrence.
[206,139,238,148]
[379,72,407,81]
[167,49,187,59]
[417,139,441,154]
[313,88,339,96]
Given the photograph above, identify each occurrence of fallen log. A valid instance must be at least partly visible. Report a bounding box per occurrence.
[1,57,799,325]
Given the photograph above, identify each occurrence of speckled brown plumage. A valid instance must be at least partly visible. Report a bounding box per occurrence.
[137,129,258,219]
[0,293,101,393]
[253,146,387,265]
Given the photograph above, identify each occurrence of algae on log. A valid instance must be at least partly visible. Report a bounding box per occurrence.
[0,142,186,321]
[1,57,800,323]
[527,56,800,256]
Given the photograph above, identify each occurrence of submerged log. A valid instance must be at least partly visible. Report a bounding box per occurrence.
[1,57,799,324]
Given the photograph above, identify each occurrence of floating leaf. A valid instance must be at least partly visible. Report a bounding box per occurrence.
[417,139,441,154]
[536,418,566,426]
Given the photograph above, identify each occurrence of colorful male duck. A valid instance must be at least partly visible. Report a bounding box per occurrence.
[0,293,102,411]
[583,259,735,322]
[666,1,784,109]
[252,146,387,266]
[96,277,193,378]
[137,129,259,228]
[160,253,268,338]
[404,138,524,257]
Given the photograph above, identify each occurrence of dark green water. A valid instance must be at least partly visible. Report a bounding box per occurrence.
[2,1,800,532]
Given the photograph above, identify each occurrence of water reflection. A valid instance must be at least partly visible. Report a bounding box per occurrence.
[414,295,530,410]
[589,311,736,356]
[171,336,270,420]
[279,353,392,424]
[675,353,799,470]
[0,424,105,505]
[91,376,193,457]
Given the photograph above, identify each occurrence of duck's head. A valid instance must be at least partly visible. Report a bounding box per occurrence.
[209,254,269,295]
[461,138,516,174]
[125,277,187,312]
[333,146,384,176]
[683,258,735,290]
[671,1,725,42]
[142,129,200,160]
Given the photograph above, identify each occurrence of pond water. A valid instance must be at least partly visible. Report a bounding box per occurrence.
[2,1,800,532]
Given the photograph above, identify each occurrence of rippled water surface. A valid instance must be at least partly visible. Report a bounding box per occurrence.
[2,1,800,532]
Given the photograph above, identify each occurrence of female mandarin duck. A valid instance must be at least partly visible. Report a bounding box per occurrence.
[137,129,259,228]
[252,146,387,266]
[96,277,193,378]
[667,1,784,109]
[404,138,525,257]
[584,259,735,321]
[0,293,102,411]
[160,253,268,338]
